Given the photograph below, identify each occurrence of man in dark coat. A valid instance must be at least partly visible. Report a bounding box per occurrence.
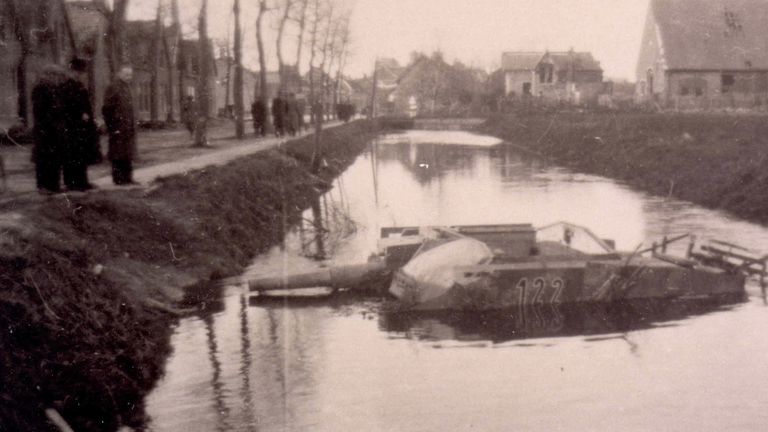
[251,98,266,137]
[271,93,285,137]
[61,57,100,191]
[297,98,306,132]
[31,64,70,193]
[285,93,298,137]
[102,66,137,185]
[181,95,195,136]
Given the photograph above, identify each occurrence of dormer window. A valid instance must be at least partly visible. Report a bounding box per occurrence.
[538,63,554,84]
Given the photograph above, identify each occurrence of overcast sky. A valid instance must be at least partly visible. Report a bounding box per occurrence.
[126,0,650,80]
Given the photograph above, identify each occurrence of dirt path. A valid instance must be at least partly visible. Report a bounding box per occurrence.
[1,120,341,199]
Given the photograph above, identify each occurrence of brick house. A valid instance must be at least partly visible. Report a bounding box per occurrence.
[636,0,768,109]
[502,50,604,105]
[0,0,76,128]
[126,22,217,122]
[213,56,262,117]
[501,52,542,98]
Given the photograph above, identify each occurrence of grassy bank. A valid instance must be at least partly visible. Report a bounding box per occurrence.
[482,112,768,225]
[0,120,379,431]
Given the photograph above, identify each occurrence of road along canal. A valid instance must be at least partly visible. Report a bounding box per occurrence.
[146,129,768,432]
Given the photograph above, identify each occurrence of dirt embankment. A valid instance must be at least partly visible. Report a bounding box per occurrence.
[0,120,379,431]
[481,111,768,225]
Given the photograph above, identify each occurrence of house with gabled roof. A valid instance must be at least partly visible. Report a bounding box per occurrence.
[637,0,768,109]
[502,50,604,105]
[501,52,542,98]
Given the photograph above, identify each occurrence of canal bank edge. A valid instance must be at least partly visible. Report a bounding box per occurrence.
[0,120,380,431]
[481,112,768,226]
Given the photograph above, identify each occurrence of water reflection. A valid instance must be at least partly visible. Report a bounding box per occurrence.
[201,311,230,432]
[379,294,746,345]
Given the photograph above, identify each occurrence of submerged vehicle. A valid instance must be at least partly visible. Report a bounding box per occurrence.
[249,222,766,310]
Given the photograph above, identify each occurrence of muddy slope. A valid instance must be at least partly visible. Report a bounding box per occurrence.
[0,120,379,431]
[482,112,768,225]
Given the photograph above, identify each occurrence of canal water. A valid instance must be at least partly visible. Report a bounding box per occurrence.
[146,130,768,431]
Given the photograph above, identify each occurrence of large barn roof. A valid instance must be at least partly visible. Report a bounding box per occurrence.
[653,0,768,70]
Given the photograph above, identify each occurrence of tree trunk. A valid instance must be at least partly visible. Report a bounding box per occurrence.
[107,0,130,79]
[276,1,293,90]
[308,0,322,172]
[172,0,185,120]
[194,0,210,147]
[7,0,30,123]
[255,0,272,133]
[150,2,162,122]
[318,4,334,121]
[294,0,310,94]
[162,18,176,123]
[233,0,245,139]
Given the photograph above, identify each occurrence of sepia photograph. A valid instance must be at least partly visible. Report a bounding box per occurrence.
[2,0,768,430]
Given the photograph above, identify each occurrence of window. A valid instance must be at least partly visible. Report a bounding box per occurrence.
[538,63,554,84]
[680,77,707,97]
[722,74,735,93]
[646,69,654,94]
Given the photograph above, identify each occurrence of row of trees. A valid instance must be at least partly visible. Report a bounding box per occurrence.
[84,0,353,148]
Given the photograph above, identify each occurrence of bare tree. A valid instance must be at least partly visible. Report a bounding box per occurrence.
[255,0,270,102]
[317,1,336,120]
[233,0,245,138]
[101,0,130,78]
[171,0,186,122]
[275,0,295,89]
[163,0,177,122]
[217,39,232,113]
[293,0,310,92]
[194,0,211,147]
[6,0,30,122]
[307,0,333,172]
[150,0,163,122]
[307,0,322,106]
[332,10,352,108]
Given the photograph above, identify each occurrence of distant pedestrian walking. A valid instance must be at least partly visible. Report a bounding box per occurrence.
[285,93,298,137]
[31,64,70,193]
[102,66,137,185]
[297,99,306,132]
[272,94,285,137]
[181,95,195,136]
[251,98,267,137]
[62,57,100,191]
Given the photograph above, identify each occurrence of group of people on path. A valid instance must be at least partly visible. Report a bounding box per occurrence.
[31,59,137,194]
[251,91,305,138]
